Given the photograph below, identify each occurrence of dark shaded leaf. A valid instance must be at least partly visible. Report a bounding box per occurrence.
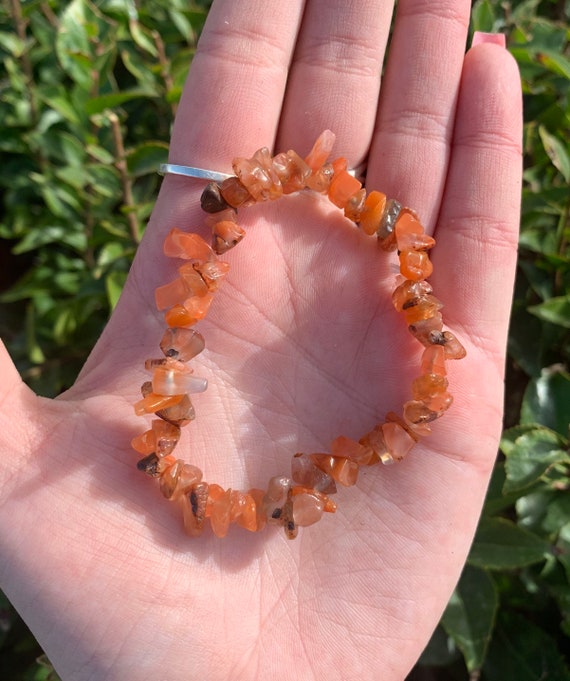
[468,517,550,569]
[441,565,498,672]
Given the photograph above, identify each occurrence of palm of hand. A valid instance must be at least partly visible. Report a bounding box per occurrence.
[0,1,521,679]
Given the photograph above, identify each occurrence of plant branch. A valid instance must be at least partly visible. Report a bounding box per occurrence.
[109,112,141,244]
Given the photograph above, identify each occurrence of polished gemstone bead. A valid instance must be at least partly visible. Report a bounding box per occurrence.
[155,277,190,311]
[394,212,435,252]
[134,392,184,416]
[399,250,433,281]
[403,400,438,435]
[163,229,215,261]
[160,327,205,361]
[179,263,211,296]
[152,366,208,396]
[263,475,291,524]
[310,453,359,486]
[248,488,267,532]
[131,429,155,455]
[151,419,181,457]
[136,453,162,477]
[392,279,433,312]
[381,421,416,462]
[182,482,209,536]
[164,305,197,328]
[344,188,367,222]
[156,394,195,426]
[200,182,230,213]
[359,425,393,465]
[204,207,238,229]
[206,484,232,538]
[253,147,283,199]
[291,490,325,527]
[291,453,337,494]
[305,163,334,192]
[403,294,443,325]
[412,374,449,402]
[408,313,444,346]
[304,129,335,171]
[194,260,230,292]
[233,150,281,202]
[229,490,258,531]
[423,391,453,412]
[160,460,202,500]
[404,400,439,423]
[441,331,467,359]
[219,176,255,208]
[272,150,312,193]
[377,198,401,249]
[328,169,362,209]
[212,220,245,254]
[359,191,387,236]
[282,496,297,539]
[330,435,378,465]
[182,293,214,320]
[420,345,447,376]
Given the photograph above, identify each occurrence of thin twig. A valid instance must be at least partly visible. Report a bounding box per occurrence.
[109,112,141,244]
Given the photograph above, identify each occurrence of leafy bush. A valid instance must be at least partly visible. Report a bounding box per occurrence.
[0,0,569,679]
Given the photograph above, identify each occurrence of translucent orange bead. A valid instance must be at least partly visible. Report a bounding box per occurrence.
[394,212,435,252]
[163,229,214,261]
[160,327,205,362]
[248,488,267,532]
[441,331,467,360]
[310,453,359,487]
[164,304,197,328]
[399,250,433,280]
[229,490,258,531]
[360,191,387,236]
[272,150,312,193]
[328,168,362,209]
[291,490,325,527]
[304,129,335,171]
[207,485,232,538]
[134,392,183,416]
[420,345,446,376]
[182,482,209,536]
[131,429,155,455]
[381,421,416,462]
[403,294,443,325]
[412,373,448,402]
[291,453,337,494]
[330,435,378,466]
[392,279,433,312]
[212,220,245,254]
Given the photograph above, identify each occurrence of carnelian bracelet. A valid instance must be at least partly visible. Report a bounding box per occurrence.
[132,131,466,539]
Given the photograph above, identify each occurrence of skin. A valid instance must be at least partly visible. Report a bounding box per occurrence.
[0,1,522,679]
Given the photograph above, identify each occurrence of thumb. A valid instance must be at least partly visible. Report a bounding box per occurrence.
[0,339,49,494]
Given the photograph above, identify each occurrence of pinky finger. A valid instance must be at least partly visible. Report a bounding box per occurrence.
[435,40,523,363]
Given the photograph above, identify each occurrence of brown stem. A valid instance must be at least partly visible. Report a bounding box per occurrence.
[109,112,141,244]
[153,30,178,118]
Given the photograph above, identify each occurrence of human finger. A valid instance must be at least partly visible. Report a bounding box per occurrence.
[368,0,472,227]
[277,0,394,164]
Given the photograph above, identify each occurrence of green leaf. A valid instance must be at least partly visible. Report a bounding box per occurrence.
[441,565,498,672]
[468,517,550,569]
[503,427,569,493]
[483,611,570,681]
[521,367,570,436]
[539,126,570,182]
[529,296,570,328]
[105,270,127,310]
[126,141,169,177]
[471,0,496,33]
[85,90,156,115]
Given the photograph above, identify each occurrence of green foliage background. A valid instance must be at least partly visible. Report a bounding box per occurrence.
[0,0,569,679]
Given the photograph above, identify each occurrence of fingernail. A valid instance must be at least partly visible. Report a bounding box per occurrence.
[472,31,506,48]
